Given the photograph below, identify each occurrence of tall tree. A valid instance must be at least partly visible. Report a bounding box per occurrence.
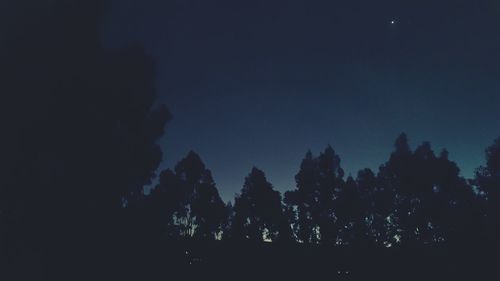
[284,151,319,243]
[231,167,285,242]
[0,1,170,279]
[433,150,482,245]
[165,151,226,239]
[143,169,184,238]
[377,133,413,246]
[315,145,345,244]
[355,168,380,245]
[378,134,477,246]
[285,146,345,244]
[475,137,500,245]
[335,175,363,245]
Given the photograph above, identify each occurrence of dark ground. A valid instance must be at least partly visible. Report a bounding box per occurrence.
[4,234,497,281]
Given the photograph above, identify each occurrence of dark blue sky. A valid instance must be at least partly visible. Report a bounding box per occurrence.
[103,0,500,202]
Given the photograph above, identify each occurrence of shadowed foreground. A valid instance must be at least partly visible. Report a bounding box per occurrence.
[128,240,500,280]
[2,1,500,280]
[3,234,498,280]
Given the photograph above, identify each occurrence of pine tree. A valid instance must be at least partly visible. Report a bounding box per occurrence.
[231,167,285,242]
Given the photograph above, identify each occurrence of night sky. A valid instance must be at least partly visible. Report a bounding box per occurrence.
[103,0,500,202]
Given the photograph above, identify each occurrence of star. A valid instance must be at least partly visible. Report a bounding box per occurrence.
[390,20,396,25]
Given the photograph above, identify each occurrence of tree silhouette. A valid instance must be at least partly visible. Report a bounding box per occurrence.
[230,167,285,242]
[335,175,363,245]
[0,1,170,279]
[475,137,500,246]
[142,169,183,238]
[284,151,319,243]
[485,138,500,174]
[377,133,413,246]
[355,168,380,245]
[2,0,170,220]
[316,145,345,244]
[376,134,479,246]
[436,150,483,245]
[157,151,226,239]
[221,201,235,240]
[3,1,499,280]
[285,146,345,244]
[405,141,438,244]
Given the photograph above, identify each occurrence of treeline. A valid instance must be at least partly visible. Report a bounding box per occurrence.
[2,1,500,279]
[133,134,500,248]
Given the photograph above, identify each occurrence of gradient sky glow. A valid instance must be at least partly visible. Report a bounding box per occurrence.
[104,0,500,202]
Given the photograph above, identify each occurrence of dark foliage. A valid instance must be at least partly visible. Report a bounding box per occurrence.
[0,1,170,280]
[147,151,227,240]
[1,1,499,280]
[229,167,287,242]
